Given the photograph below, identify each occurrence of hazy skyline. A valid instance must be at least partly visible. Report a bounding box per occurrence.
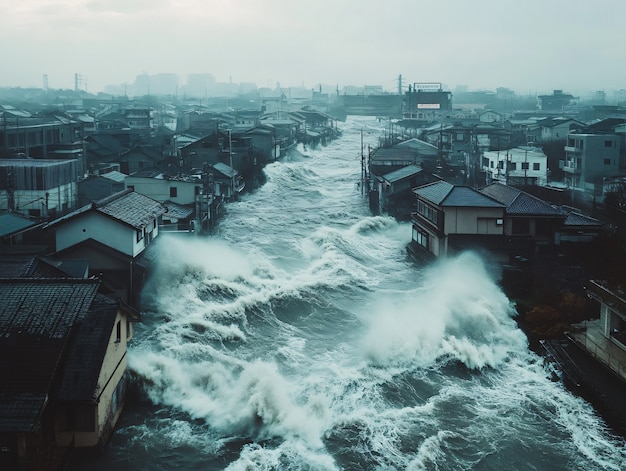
[3,0,625,96]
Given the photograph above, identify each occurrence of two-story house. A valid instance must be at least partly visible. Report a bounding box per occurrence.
[479,182,568,246]
[408,180,506,260]
[45,189,166,307]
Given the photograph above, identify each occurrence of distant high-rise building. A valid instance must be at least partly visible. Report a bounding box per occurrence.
[185,73,216,98]
[150,73,179,96]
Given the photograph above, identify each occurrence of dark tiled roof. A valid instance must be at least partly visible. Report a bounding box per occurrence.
[57,295,118,402]
[0,255,38,278]
[444,187,506,208]
[414,181,454,204]
[47,189,166,231]
[562,209,605,227]
[97,190,166,229]
[415,181,505,208]
[0,279,100,432]
[480,183,565,217]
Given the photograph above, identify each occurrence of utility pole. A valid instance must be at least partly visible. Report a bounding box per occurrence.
[228,129,235,200]
[360,129,365,195]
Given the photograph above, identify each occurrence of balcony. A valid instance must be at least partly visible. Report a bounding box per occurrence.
[560,161,580,174]
[564,146,582,153]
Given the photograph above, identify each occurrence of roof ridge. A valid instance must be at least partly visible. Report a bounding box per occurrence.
[94,188,133,208]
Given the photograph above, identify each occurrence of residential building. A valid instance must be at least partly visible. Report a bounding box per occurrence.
[77,170,127,207]
[0,159,78,218]
[369,139,438,177]
[482,146,549,186]
[563,133,622,193]
[45,189,166,306]
[537,90,575,111]
[0,109,84,169]
[479,182,568,246]
[0,278,136,470]
[409,180,506,259]
[570,280,626,385]
[374,165,441,219]
[537,117,584,143]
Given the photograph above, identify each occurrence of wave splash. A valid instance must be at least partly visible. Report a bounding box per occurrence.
[361,251,527,369]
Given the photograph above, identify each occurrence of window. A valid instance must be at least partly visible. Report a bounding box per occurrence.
[417,200,438,225]
[115,320,121,343]
[605,140,613,147]
[521,162,529,170]
[509,162,517,171]
[604,158,611,165]
[413,227,429,249]
[490,161,494,168]
[170,186,178,197]
[136,229,144,242]
[498,161,504,170]
[533,162,540,171]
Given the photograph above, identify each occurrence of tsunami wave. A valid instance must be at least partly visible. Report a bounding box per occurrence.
[118,117,626,471]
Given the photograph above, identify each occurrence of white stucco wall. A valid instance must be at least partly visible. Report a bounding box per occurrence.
[55,212,142,256]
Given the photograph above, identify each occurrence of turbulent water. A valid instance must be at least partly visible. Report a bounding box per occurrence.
[72,117,626,470]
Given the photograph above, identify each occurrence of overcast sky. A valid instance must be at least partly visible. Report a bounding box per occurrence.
[2,0,625,95]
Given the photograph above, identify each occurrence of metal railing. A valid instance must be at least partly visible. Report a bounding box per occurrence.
[570,331,626,379]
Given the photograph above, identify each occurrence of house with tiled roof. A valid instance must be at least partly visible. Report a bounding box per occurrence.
[479,182,568,246]
[408,180,507,260]
[537,117,584,143]
[45,189,166,307]
[0,279,136,469]
[374,165,441,219]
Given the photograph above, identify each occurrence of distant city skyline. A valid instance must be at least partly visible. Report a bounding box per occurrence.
[3,0,625,97]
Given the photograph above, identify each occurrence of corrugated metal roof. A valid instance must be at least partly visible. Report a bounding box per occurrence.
[0,213,37,237]
[100,170,128,183]
[212,162,238,178]
[381,164,422,183]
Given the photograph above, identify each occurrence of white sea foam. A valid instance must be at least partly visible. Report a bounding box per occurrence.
[122,117,626,470]
[361,251,526,369]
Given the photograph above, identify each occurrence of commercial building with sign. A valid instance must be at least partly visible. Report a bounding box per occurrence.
[404,83,453,118]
